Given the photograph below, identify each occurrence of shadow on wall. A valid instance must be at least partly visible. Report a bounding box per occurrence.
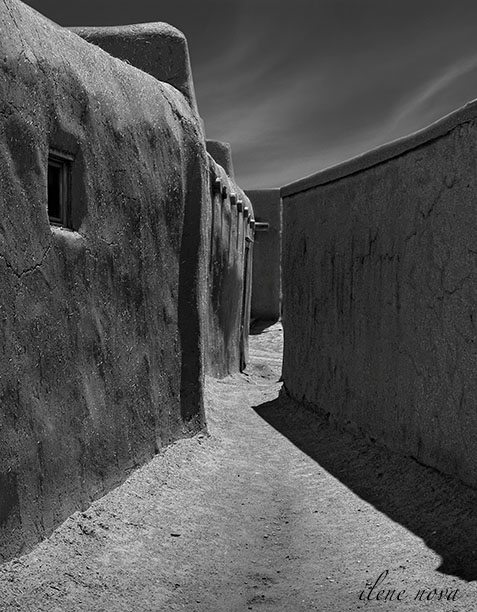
[253,390,477,582]
[245,189,281,323]
[280,104,477,491]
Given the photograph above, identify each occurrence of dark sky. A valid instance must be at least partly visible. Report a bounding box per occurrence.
[24,0,477,188]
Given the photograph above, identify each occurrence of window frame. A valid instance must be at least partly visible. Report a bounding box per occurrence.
[47,150,73,227]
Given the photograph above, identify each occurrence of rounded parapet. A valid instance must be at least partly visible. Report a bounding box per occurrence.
[206,140,235,180]
[71,23,199,117]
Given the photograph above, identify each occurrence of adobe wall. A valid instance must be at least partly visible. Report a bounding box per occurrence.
[0,0,210,559]
[71,23,200,120]
[69,37,253,378]
[206,140,235,179]
[206,157,254,377]
[281,102,477,488]
[246,189,281,322]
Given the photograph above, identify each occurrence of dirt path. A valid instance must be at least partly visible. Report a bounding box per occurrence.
[1,323,477,611]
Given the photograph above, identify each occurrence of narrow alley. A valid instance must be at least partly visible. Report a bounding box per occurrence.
[1,323,477,611]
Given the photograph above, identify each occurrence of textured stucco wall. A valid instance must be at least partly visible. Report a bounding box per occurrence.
[206,140,235,179]
[0,0,209,559]
[246,189,281,321]
[206,158,254,377]
[282,108,477,488]
[70,23,200,121]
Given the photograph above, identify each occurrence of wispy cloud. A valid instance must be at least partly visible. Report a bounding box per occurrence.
[194,1,477,188]
[24,0,477,188]
[381,54,477,141]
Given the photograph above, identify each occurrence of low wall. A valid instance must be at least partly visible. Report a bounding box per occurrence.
[206,157,254,377]
[0,0,210,559]
[246,189,281,322]
[281,101,477,487]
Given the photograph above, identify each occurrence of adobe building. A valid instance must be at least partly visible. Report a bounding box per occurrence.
[11,0,477,568]
[0,0,253,560]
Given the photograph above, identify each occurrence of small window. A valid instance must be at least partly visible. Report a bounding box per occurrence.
[48,151,72,226]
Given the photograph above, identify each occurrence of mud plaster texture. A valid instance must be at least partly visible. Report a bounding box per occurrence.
[206,140,235,179]
[0,0,211,560]
[206,158,254,377]
[282,116,477,489]
[2,325,477,610]
[71,22,201,122]
[246,189,281,322]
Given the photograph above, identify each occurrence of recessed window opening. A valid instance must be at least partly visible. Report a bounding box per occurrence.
[48,151,72,226]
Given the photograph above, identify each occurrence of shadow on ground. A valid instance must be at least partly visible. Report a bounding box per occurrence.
[253,390,477,582]
[250,319,279,335]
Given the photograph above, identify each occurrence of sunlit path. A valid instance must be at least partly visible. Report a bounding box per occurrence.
[0,323,476,611]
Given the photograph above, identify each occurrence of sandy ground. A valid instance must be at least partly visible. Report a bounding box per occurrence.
[1,322,477,611]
